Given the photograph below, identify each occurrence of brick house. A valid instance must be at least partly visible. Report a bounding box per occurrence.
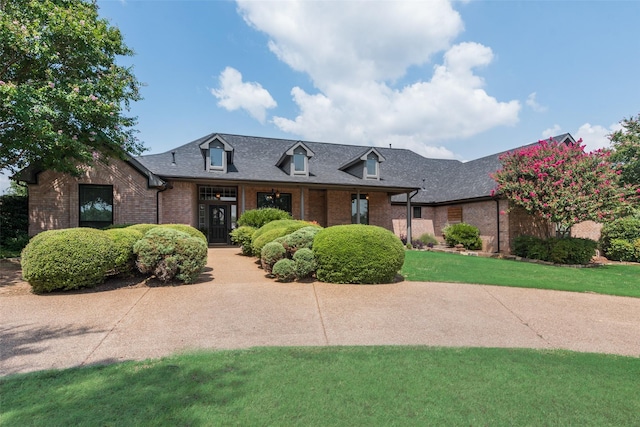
[19,132,596,252]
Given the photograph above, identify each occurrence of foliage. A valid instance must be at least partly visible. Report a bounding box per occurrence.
[492,138,639,233]
[133,227,207,283]
[272,258,296,282]
[0,0,144,175]
[230,226,257,256]
[158,224,207,245]
[399,234,427,249]
[599,215,640,262]
[21,228,117,293]
[5,180,28,196]
[610,113,640,186]
[260,241,286,274]
[293,248,316,279]
[237,208,292,228]
[313,224,405,284]
[0,194,28,253]
[418,233,439,246]
[281,225,322,256]
[104,228,143,275]
[442,223,482,250]
[512,235,597,265]
[126,223,158,235]
[251,220,312,256]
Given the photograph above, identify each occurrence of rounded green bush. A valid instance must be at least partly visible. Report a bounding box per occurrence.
[230,226,257,256]
[104,228,144,275]
[127,223,159,235]
[293,247,316,279]
[282,226,322,255]
[251,220,313,256]
[443,223,483,250]
[237,208,292,228]
[159,224,207,245]
[313,224,405,284]
[133,227,207,283]
[21,228,118,293]
[272,258,296,282]
[261,241,286,273]
[600,216,640,262]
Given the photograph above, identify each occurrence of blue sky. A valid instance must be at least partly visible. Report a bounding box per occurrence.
[2,0,639,192]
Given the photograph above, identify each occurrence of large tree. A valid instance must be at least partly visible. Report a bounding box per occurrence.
[0,0,144,176]
[492,138,639,235]
[610,113,640,186]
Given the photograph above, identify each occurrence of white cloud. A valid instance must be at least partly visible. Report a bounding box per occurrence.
[541,124,562,138]
[526,92,547,113]
[234,0,520,156]
[211,67,276,123]
[575,122,622,152]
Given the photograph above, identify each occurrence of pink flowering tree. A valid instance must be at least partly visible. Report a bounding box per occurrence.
[492,138,639,236]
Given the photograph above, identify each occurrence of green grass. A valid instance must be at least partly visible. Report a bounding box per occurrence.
[1,346,639,426]
[402,250,640,297]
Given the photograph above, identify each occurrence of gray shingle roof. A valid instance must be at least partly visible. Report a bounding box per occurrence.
[134,132,575,204]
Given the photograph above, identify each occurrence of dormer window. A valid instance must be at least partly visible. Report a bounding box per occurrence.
[199,135,234,173]
[276,141,315,177]
[366,152,379,178]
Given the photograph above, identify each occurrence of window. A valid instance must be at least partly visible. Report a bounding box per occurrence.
[210,141,224,169]
[257,191,292,214]
[366,152,378,178]
[79,184,113,228]
[293,146,307,174]
[413,206,422,218]
[447,207,463,223]
[351,194,369,224]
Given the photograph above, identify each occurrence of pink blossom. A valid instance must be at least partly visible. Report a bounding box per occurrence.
[48,82,55,88]
[57,130,63,134]
[499,210,506,215]
[0,81,4,85]
[73,87,79,93]
[72,135,77,140]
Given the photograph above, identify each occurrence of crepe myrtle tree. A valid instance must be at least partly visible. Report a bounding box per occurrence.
[0,0,145,176]
[492,138,639,237]
[610,113,640,187]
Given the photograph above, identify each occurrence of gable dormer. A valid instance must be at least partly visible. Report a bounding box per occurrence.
[276,141,315,177]
[339,148,385,180]
[199,135,234,173]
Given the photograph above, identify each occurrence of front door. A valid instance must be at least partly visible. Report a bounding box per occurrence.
[208,205,229,244]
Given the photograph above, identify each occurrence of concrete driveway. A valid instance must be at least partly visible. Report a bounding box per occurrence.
[1,248,639,376]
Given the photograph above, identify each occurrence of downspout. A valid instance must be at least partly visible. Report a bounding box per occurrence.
[495,198,501,254]
[407,189,420,244]
[156,183,170,224]
[300,187,305,220]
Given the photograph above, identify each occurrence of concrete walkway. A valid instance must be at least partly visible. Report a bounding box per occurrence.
[1,248,639,376]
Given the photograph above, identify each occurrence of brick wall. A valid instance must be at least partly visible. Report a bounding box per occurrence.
[159,181,197,225]
[571,220,602,241]
[390,205,436,239]
[27,158,158,235]
[308,189,327,226]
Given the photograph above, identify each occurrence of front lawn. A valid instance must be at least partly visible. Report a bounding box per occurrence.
[1,346,639,426]
[402,250,640,298]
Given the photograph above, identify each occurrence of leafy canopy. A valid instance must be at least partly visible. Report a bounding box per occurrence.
[492,138,639,231]
[610,113,640,186]
[0,0,145,175]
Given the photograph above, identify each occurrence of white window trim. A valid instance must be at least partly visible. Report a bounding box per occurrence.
[199,136,233,173]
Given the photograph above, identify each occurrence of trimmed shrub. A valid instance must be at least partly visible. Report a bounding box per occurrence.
[272,258,296,282]
[230,226,257,256]
[293,248,316,279]
[418,233,439,246]
[513,235,596,265]
[251,220,313,256]
[261,241,286,274]
[513,235,549,260]
[0,194,29,254]
[21,228,117,293]
[237,208,292,228]
[313,224,405,284]
[282,226,322,256]
[600,216,640,262]
[443,223,482,250]
[133,228,207,283]
[104,228,144,275]
[127,223,159,235]
[159,224,208,245]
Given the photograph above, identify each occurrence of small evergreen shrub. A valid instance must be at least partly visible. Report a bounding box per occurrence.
[261,241,286,274]
[21,228,118,293]
[133,228,207,283]
[513,235,596,265]
[104,228,144,275]
[230,226,257,256]
[237,208,292,228]
[313,225,405,284]
[272,258,296,282]
[159,224,207,244]
[127,223,159,235]
[418,233,439,246]
[282,226,322,255]
[600,216,640,262]
[443,223,483,250]
[293,248,316,279]
[0,194,29,254]
[251,220,313,256]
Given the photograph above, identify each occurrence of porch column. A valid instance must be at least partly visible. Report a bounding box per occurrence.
[356,190,361,224]
[406,191,412,244]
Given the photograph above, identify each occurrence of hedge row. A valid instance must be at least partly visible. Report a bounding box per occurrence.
[21,224,207,293]
[512,235,597,265]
